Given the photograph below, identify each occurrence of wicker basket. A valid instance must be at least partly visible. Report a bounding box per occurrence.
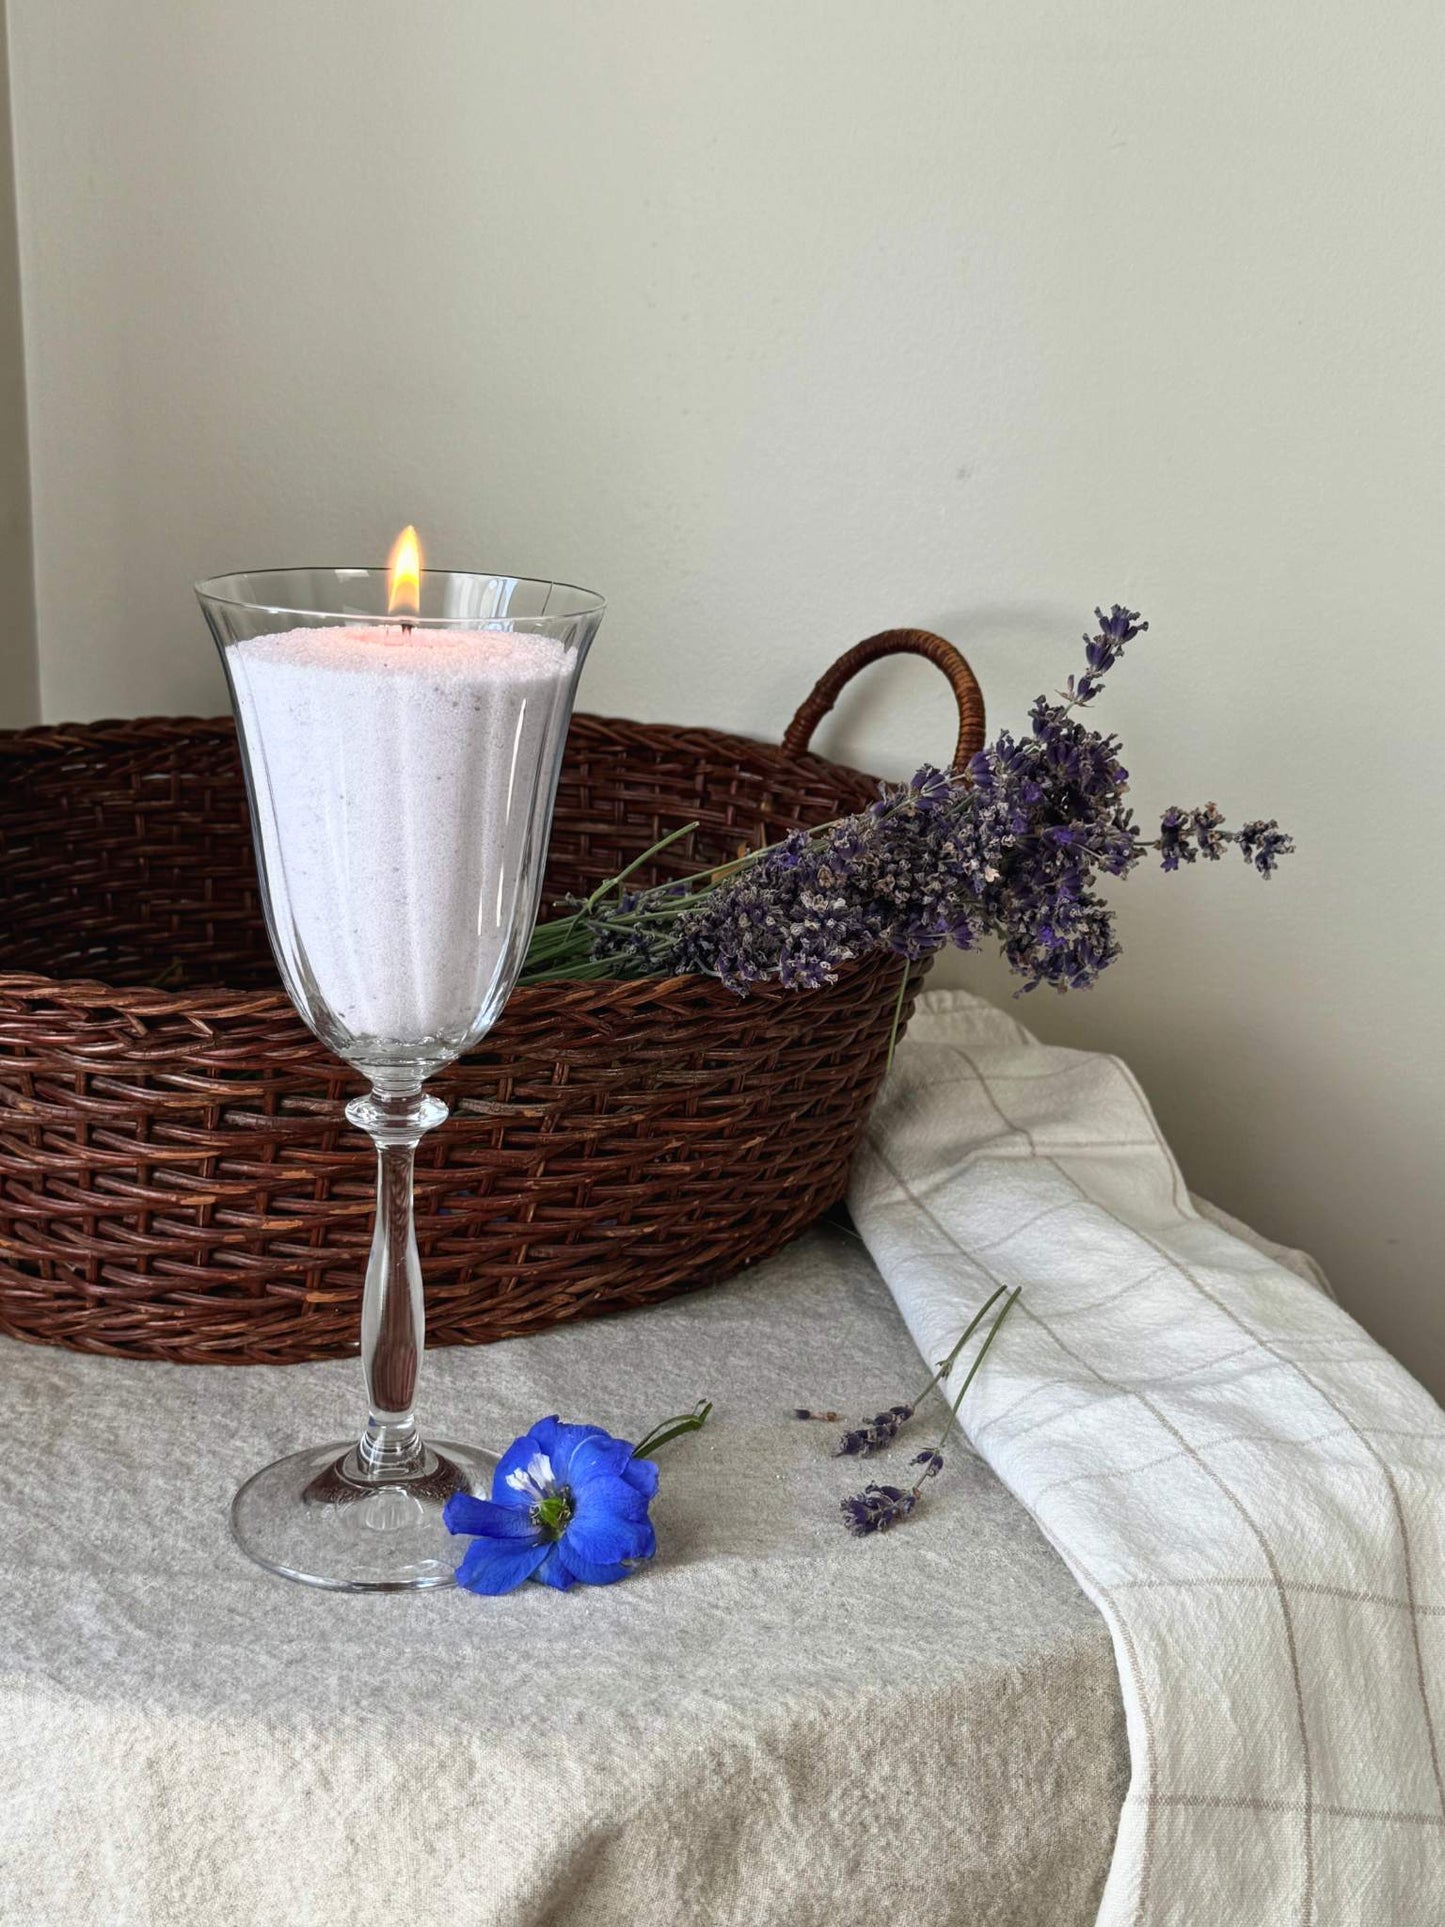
[0,629,984,1364]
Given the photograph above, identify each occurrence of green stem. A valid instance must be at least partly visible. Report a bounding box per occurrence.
[520,787,919,986]
[619,796,905,905]
[657,822,840,892]
[885,961,910,1070]
[907,1285,1006,1410]
[518,958,629,985]
[527,790,920,986]
[522,820,707,982]
[631,1400,713,1461]
[580,818,702,911]
[664,796,912,893]
[924,1288,1021,1459]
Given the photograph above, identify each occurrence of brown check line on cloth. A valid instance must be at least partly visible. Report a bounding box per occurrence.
[852,989,1445,1927]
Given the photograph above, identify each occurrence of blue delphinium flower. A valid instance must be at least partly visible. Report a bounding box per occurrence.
[443,1416,659,1595]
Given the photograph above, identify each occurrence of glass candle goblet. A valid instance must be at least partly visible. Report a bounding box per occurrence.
[197,566,603,1590]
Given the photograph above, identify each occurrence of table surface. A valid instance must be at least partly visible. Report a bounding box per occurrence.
[1,1223,1128,1927]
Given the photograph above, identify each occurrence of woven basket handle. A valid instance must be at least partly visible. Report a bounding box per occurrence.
[781,628,987,772]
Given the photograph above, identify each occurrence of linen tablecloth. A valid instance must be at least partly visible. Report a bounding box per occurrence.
[0,1224,1128,1927]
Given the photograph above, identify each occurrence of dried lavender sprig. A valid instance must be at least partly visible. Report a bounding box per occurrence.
[915,1285,1022,1472]
[840,1483,920,1534]
[519,604,1294,996]
[835,1403,915,1457]
[534,805,880,970]
[522,782,927,986]
[534,761,957,986]
[524,817,703,973]
[1061,605,1148,706]
[656,606,1293,1000]
[885,961,909,1070]
[840,1287,1020,1535]
[830,1284,1008,1456]
[576,818,701,916]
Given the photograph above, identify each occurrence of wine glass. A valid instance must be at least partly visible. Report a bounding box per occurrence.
[196,561,603,1590]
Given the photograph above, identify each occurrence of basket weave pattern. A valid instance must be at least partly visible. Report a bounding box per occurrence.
[0,630,983,1364]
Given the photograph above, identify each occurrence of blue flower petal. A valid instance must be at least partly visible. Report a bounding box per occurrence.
[567,1433,636,1488]
[532,1543,577,1591]
[522,1416,565,1456]
[617,1455,660,1501]
[491,1423,557,1503]
[541,1420,615,1482]
[566,1511,656,1569]
[442,1493,543,1541]
[486,1483,535,1513]
[454,1536,550,1596]
[570,1472,652,1522]
[553,1540,637,1587]
[492,1417,615,1500]
[566,1483,657,1566]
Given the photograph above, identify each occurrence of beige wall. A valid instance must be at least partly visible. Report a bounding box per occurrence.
[0,0,35,726]
[7,2,1444,1393]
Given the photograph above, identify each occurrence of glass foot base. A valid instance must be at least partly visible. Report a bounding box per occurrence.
[231,1438,497,1592]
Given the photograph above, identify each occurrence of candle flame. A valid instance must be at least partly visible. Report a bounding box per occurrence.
[386,525,422,615]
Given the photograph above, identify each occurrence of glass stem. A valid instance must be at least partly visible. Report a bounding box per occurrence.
[344,1088,448,1480]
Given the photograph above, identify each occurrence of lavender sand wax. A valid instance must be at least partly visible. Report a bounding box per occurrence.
[228,622,572,1062]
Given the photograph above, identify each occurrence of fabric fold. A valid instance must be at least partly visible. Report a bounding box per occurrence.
[850,989,1445,1927]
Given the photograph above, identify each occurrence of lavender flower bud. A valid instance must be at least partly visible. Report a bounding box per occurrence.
[1237,819,1294,877]
[840,1483,920,1535]
[835,1404,914,1457]
[1189,802,1226,860]
[908,765,955,811]
[1158,806,1196,871]
[1095,605,1147,645]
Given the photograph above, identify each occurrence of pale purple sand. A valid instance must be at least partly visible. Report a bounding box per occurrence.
[228,624,573,1065]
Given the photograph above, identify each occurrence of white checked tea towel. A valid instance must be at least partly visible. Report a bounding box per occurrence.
[852,990,1445,1927]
